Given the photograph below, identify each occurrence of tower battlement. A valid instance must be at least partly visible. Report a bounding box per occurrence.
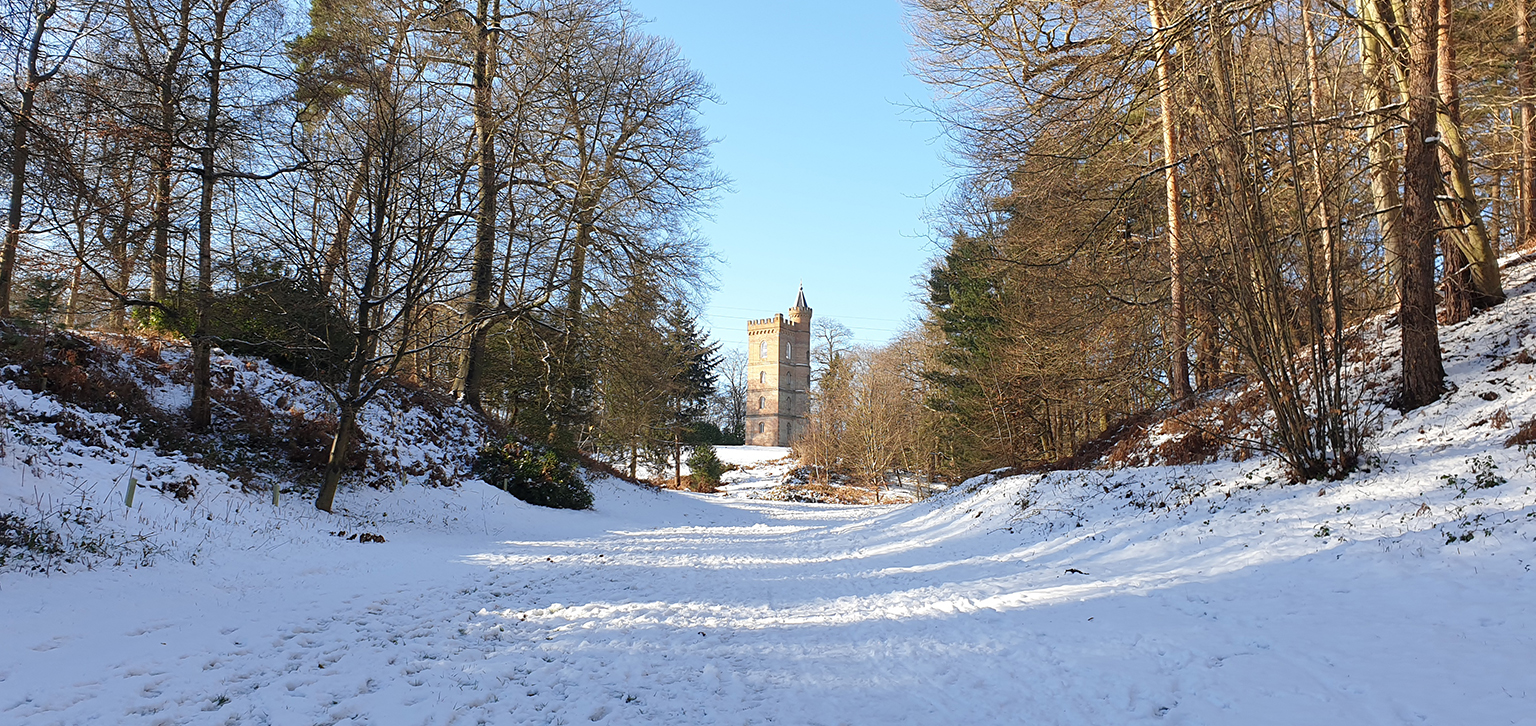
[745,286,813,447]
[747,313,809,332]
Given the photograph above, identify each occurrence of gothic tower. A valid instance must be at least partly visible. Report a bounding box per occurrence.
[745,286,812,447]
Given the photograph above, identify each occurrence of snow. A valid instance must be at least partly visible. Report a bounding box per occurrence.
[5,265,1536,723]
[716,445,795,498]
[713,445,790,468]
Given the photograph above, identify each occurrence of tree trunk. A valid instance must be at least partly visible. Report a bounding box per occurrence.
[1361,0,1408,287]
[566,198,593,319]
[189,1,229,430]
[316,403,359,513]
[1,85,34,318]
[1303,0,1342,335]
[454,0,501,411]
[1194,297,1219,389]
[1491,165,1503,252]
[1520,0,1535,247]
[112,222,132,329]
[0,0,58,318]
[143,0,194,303]
[1441,237,1472,323]
[1148,0,1191,400]
[1434,0,1504,308]
[149,149,174,302]
[1399,0,1447,409]
[319,159,365,297]
[65,258,82,328]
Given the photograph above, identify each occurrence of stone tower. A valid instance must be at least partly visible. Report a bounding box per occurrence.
[746,286,812,447]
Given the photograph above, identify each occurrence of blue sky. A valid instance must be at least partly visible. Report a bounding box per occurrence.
[625,0,953,355]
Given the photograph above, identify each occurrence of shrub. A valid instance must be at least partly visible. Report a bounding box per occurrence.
[144,259,355,379]
[0,513,63,556]
[687,445,726,491]
[0,323,147,416]
[473,438,593,510]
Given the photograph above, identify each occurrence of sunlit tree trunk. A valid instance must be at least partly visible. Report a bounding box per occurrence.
[1434,0,1503,311]
[1520,0,1535,247]
[1361,0,1408,286]
[1302,0,1342,335]
[1148,0,1191,400]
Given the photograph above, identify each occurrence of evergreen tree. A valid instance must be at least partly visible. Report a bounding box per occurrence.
[659,302,718,481]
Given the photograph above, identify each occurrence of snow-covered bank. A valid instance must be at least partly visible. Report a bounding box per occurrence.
[6,263,1536,723]
[3,444,1533,724]
[0,334,490,572]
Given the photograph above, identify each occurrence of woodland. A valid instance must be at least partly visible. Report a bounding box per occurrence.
[0,0,729,510]
[796,0,1536,485]
[3,0,1534,505]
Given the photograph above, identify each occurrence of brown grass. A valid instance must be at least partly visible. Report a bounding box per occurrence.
[766,481,879,504]
[1505,418,1536,448]
[573,451,656,488]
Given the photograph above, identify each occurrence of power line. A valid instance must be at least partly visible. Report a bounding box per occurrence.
[705,305,911,324]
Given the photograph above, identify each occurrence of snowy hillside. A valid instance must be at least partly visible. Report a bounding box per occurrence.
[4,261,1536,722]
[0,332,491,571]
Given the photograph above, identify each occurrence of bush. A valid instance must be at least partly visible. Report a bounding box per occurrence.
[687,445,726,490]
[682,421,743,446]
[143,259,355,380]
[473,438,593,510]
[0,513,63,556]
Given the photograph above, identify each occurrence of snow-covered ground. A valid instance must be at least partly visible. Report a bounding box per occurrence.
[2,453,1533,724]
[717,445,793,498]
[6,264,1536,723]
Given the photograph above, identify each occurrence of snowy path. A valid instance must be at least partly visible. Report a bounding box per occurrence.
[3,475,1532,725]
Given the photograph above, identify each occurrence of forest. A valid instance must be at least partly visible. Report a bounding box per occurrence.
[797,0,1535,486]
[4,0,1534,502]
[0,0,734,510]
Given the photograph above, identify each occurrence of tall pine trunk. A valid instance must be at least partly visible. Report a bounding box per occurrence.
[1399,0,1447,409]
[1148,0,1191,400]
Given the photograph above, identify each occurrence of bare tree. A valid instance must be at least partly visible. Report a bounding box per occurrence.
[810,317,851,385]
[2,0,88,317]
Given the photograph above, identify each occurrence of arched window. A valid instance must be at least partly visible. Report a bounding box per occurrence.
[757,422,764,434]
[758,396,765,410]
[785,343,792,359]
[759,371,766,384]
[759,341,767,359]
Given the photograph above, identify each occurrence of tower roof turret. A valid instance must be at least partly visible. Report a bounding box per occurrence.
[793,284,808,310]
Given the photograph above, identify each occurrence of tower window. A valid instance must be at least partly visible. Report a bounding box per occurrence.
[757,422,764,434]
[758,396,765,410]
[759,371,766,384]
[785,343,792,359]
[760,341,767,359]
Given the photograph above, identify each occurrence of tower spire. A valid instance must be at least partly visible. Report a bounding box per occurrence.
[794,283,808,310]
